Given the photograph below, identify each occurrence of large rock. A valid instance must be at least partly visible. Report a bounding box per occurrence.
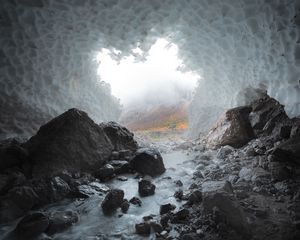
[202,192,251,239]
[99,121,138,151]
[46,210,79,235]
[249,95,289,135]
[24,109,114,177]
[130,148,166,176]
[101,189,124,215]
[138,179,156,197]
[206,106,254,148]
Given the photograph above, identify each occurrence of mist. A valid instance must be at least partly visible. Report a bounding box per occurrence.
[97,38,199,110]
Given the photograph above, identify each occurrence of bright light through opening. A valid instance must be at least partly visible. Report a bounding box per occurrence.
[97,38,199,108]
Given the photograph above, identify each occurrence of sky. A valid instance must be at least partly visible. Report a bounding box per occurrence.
[97,38,199,108]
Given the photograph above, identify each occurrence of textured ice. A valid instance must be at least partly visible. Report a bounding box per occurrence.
[0,0,299,139]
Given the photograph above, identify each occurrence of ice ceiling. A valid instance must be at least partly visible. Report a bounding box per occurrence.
[0,0,300,139]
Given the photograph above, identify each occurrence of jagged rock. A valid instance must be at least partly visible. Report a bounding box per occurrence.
[14,212,49,237]
[0,138,28,171]
[202,192,250,239]
[25,109,114,177]
[130,148,166,176]
[171,208,190,223]
[95,164,115,181]
[101,189,124,214]
[250,95,289,135]
[99,121,138,151]
[121,199,130,213]
[187,190,202,205]
[206,106,254,148]
[135,222,151,235]
[46,210,79,235]
[109,160,130,174]
[138,179,155,197]
[269,161,291,181]
[129,197,142,206]
[160,203,176,215]
[202,180,233,194]
[50,176,71,201]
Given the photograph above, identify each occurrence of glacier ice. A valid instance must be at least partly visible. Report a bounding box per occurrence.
[0,0,299,139]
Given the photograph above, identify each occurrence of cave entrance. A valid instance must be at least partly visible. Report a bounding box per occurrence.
[97,38,200,141]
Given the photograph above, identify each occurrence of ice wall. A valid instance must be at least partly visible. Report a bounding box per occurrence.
[0,0,299,139]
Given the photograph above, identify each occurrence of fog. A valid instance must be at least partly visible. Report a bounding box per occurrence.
[97,39,199,110]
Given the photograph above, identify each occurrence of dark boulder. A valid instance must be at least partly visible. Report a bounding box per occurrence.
[249,95,289,135]
[171,208,190,223]
[99,121,138,151]
[135,222,151,235]
[130,148,166,176]
[187,190,202,205]
[46,210,79,235]
[120,199,130,213]
[138,179,155,197]
[0,138,28,172]
[109,160,130,174]
[95,164,115,181]
[14,212,49,237]
[206,106,254,148]
[202,191,251,239]
[101,189,124,214]
[24,109,114,177]
[160,203,176,215]
[129,197,142,206]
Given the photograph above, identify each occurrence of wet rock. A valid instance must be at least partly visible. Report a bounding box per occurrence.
[101,189,124,215]
[129,197,142,206]
[130,148,166,177]
[187,190,202,205]
[50,176,71,201]
[99,121,138,151]
[117,176,128,181]
[138,179,156,197]
[0,138,28,171]
[202,192,250,238]
[95,164,115,181]
[109,160,130,174]
[202,180,233,194]
[135,222,151,235]
[121,199,130,213]
[206,106,254,148]
[160,203,176,215]
[24,109,114,177]
[174,190,184,201]
[171,208,190,223]
[175,180,183,187]
[160,214,171,228]
[14,212,49,237]
[251,167,271,183]
[46,210,79,235]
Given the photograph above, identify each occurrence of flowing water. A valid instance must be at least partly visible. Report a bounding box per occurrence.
[0,150,198,240]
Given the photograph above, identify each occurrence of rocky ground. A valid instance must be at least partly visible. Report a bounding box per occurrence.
[0,94,299,240]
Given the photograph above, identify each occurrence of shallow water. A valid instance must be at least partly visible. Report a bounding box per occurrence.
[0,150,198,240]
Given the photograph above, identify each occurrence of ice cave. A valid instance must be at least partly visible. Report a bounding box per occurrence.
[0,0,300,239]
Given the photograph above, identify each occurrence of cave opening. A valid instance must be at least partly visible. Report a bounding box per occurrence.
[0,0,300,239]
[96,38,199,141]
